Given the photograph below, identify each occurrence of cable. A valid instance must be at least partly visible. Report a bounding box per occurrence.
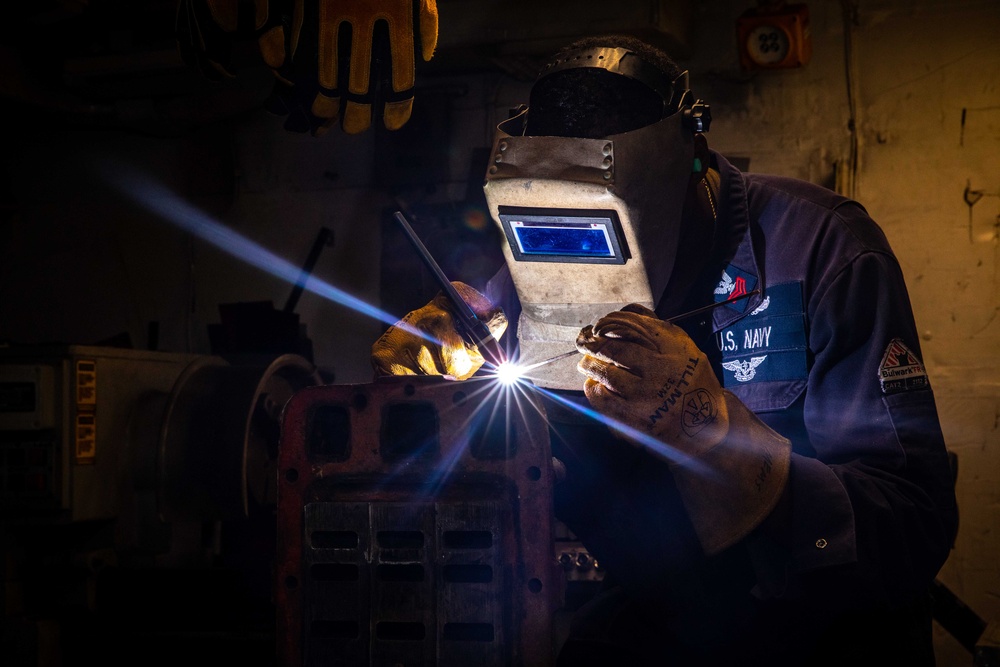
[840,0,861,200]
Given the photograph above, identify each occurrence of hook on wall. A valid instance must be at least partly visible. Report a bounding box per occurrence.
[963,180,1000,243]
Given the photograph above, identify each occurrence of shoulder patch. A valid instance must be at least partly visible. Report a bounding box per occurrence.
[878,339,929,394]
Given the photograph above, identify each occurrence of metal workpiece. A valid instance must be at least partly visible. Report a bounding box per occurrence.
[555,541,605,583]
[276,376,560,667]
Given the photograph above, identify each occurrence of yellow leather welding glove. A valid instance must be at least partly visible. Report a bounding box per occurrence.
[576,303,791,555]
[177,0,437,135]
[259,0,439,135]
[309,0,439,134]
[372,282,507,381]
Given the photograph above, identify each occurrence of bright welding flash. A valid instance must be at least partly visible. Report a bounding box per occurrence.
[494,361,523,386]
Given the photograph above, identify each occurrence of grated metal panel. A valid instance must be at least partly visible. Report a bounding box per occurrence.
[277,376,559,666]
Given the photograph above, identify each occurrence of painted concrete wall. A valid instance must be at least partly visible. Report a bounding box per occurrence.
[1,0,997,663]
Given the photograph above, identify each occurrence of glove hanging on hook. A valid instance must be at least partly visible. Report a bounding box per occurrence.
[175,0,439,135]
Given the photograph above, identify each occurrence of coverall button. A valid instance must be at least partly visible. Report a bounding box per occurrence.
[815,538,828,549]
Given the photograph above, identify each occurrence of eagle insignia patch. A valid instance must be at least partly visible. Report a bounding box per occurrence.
[722,356,768,382]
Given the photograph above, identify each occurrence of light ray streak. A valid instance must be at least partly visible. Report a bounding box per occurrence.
[424,378,511,492]
[527,384,712,475]
[110,166,718,481]
[505,380,547,433]
[477,366,713,476]
[104,164,450,347]
[365,375,516,496]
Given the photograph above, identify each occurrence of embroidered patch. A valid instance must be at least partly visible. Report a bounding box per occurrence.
[722,356,767,382]
[715,282,807,386]
[750,296,770,316]
[714,264,758,313]
[878,339,929,394]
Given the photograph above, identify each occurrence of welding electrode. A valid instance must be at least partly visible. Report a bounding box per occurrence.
[532,289,762,368]
[393,211,507,367]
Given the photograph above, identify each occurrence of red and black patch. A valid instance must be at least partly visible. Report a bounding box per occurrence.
[878,338,928,394]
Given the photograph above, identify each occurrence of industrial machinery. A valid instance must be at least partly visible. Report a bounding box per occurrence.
[0,344,322,665]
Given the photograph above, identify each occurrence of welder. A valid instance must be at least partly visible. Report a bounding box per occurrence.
[371,34,958,666]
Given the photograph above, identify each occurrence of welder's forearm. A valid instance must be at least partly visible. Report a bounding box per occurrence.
[670,391,791,555]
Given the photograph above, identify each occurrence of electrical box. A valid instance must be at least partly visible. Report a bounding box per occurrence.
[0,345,202,523]
[736,3,812,71]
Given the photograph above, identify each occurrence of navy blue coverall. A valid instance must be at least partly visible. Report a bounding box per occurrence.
[485,151,959,666]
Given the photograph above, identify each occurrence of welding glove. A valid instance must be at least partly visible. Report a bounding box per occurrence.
[371,282,507,381]
[176,0,438,135]
[304,0,439,134]
[576,304,791,556]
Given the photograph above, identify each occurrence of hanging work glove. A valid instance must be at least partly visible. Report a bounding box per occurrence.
[175,0,439,135]
[576,304,791,556]
[372,282,507,381]
[306,0,439,134]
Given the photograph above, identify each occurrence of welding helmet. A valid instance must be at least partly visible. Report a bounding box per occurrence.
[483,44,711,390]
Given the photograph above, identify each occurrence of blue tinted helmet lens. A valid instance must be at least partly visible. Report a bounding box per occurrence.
[498,208,628,265]
[512,222,613,257]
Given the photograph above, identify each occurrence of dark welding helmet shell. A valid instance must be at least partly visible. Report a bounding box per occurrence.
[525,45,697,139]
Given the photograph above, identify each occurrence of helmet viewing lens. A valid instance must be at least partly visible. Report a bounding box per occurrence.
[498,207,628,264]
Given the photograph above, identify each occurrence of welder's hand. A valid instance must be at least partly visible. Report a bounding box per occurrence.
[576,304,729,458]
[371,282,506,381]
[577,304,791,555]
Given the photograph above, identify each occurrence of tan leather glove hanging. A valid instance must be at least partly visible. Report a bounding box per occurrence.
[576,303,791,555]
[372,282,507,381]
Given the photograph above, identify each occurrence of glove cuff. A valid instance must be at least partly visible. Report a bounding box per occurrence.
[670,390,791,556]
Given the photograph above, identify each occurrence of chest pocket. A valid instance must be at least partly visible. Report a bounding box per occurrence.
[712,281,809,413]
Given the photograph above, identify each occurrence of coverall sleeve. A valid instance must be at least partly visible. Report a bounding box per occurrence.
[752,244,959,606]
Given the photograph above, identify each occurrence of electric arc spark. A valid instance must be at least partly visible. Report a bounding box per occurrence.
[493,361,524,385]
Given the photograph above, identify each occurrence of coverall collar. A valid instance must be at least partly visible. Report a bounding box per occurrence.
[708,150,765,333]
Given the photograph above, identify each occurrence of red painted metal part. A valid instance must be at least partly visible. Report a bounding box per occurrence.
[276,375,560,666]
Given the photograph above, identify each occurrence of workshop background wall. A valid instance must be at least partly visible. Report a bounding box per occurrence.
[1,1,997,664]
